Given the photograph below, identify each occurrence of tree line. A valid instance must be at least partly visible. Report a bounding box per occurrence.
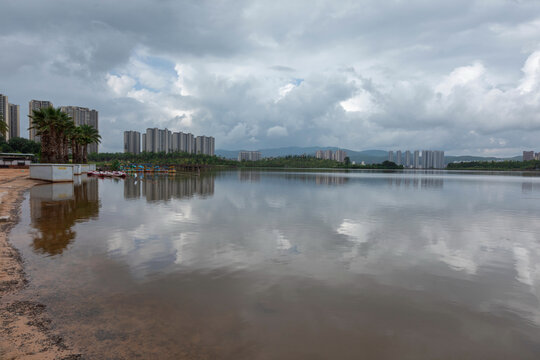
[447,160,540,171]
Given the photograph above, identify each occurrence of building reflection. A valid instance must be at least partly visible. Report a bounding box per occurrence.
[386,177,444,189]
[522,182,540,193]
[30,176,100,256]
[124,174,215,202]
[238,171,261,182]
[275,173,350,185]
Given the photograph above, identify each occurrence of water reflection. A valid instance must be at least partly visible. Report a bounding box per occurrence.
[30,177,100,255]
[12,170,540,359]
[122,174,215,201]
[386,177,444,189]
[522,181,540,193]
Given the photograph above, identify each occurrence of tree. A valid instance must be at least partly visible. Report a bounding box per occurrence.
[344,156,351,166]
[0,114,8,139]
[28,106,63,163]
[57,112,75,163]
[78,124,101,164]
[69,126,83,164]
[8,137,41,154]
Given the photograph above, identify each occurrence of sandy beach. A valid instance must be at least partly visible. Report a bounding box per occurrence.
[0,169,81,360]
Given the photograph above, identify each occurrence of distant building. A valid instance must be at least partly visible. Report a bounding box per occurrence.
[238,151,261,161]
[60,106,99,153]
[396,150,402,165]
[29,100,53,142]
[523,151,535,161]
[404,150,411,167]
[413,150,420,169]
[138,128,213,155]
[315,149,346,162]
[124,131,141,154]
[391,149,444,169]
[9,104,20,139]
[195,135,215,156]
[333,150,347,162]
[0,94,9,140]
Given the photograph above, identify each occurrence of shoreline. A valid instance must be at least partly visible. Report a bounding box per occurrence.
[0,169,82,360]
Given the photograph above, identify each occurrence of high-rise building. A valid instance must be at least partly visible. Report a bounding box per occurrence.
[140,128,211,155]
[124,131,141,154]
[523,151,535,161]
[238,151,261,161]
[405,150,412,168]
[0,94,9,140]
[60,106,99,153]
[420,150,445,169]
[333,150,347,162]
[29,100,53,142]
[413,150,420,169]
[396,150,402,165]
[8,104,20,139]
[315,150,323,159]
[195,136,215,155]
[323,150,333,160]
[388,151,394,162]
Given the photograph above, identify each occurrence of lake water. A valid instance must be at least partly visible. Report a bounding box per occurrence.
[9,170,540,359]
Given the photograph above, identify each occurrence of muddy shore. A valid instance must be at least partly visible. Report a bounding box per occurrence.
[0,169,82,360]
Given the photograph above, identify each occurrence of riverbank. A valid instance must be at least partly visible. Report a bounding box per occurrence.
[0,169,81,359]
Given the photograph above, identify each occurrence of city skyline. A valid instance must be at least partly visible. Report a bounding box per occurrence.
[124,128,215,156]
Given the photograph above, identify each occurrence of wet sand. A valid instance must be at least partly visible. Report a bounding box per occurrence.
[0,169,81,360]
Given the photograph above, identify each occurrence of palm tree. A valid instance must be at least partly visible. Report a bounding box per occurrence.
[29,107,68,163]
[69,126,83,164]
[78,124,101,164]
[0,114,8,139]
[57,113,75,163]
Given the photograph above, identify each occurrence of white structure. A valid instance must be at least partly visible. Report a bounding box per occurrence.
[238,151,261,161]
[30,164,74,182]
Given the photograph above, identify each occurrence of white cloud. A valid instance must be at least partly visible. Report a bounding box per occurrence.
[267,125,288,137]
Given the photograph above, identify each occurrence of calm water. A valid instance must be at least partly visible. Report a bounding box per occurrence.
[9,170,540,359]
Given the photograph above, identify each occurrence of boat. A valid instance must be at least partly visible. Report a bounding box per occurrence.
[88,171,127,178]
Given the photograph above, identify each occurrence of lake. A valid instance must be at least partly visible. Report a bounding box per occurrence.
[9,170,540,359]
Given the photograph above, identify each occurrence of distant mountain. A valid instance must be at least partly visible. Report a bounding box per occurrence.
[216,147,522,165]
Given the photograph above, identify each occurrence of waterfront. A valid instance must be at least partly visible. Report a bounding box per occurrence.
[7,170,540,359]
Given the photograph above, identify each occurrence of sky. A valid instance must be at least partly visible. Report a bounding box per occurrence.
[1,0,540,156]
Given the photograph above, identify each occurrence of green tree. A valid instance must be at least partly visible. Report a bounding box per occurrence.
[0,114,8,139]
[29,106,63,163]
[8,137,41,154]
[79,124,101,164]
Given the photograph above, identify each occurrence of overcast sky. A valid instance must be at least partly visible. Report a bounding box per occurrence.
[2,0,540,155]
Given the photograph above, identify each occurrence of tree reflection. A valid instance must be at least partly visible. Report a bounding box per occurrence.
[30,178,100,256]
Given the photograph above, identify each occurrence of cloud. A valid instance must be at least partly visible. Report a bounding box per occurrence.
[1,0,540,155]
[267,126,288,137]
